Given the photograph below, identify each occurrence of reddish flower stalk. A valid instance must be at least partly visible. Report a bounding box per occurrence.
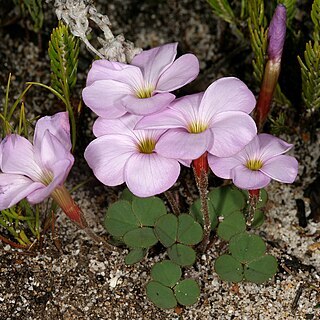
[254,4,286,131]
[247,189,260,226]
[192,152,211,252]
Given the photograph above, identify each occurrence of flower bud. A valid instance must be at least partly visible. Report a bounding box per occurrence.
[268,4,287,63]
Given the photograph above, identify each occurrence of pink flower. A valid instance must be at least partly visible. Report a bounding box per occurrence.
[136,77,257,160]
[208,134,298,190]
[0,112,74,210]
[84,114,184,197]
[82,43,199,118]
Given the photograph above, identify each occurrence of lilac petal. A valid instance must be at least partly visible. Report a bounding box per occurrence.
[27,159,74,204]
[82,80,129,119]
[260,155,298,183]
[258,134,293,162]
[84,135,136,186]
[1,134,43,181]
[33,112,71,152]
[135,93,203,130]
[209,111,257,157]
[232,165,271,190]
[124,153,180,197]
[121,93,175,115]
[131,43,178,85]
[37,131,74,175]
[86,60,144,87]
[199,77,256,122]
[208,155,242,179]
[0,174,43,210]
[135,108,187,130]
[93,114,142,137]
[156,129,211,160]
[156,54,199,92]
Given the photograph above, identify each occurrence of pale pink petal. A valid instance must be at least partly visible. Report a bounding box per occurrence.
[208,111,257,157]
[199,77,256,122]
[258,134,293,162]
[156,129,211,160]
[86,60,144,88]
[82,80,129,119]
[36,131,74,172]
[260,155,298,183]
[131,43,178,85]
[232,165,271,190]
[0,174,43,210]
[33,112,71,151]
[135,108,187,130]
[208,155,242,179]
[121,93,175,115]
[156,54,199,92]
[27,159,74,204]
[84,135,136,186]
[93,114,142,137]
[124,153,180,197]
[135,93,203,130]
[1,135,43,181]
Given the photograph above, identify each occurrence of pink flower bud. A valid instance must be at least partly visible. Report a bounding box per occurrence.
[268,4,287,62]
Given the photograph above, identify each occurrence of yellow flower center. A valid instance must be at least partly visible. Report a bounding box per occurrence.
[188,121,208,134]
[40,170,54,185]
[246,159,263,171]
[135,85,154,99]
[138,138,156,154]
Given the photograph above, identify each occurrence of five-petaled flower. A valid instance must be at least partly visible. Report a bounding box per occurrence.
[0,112,74,210]
[136,77,257,160]
[208,133,298,190]
[84,114,187,197]
[82,42,199,118]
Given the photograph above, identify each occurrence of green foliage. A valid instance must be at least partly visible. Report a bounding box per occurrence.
[167,244,196,267]
[177,214,203,245]
[244,255,278,283]
[207,0,236,25]
[270,112,291,135]
[217,211,246,241]
[190,186,245,229]
[215,232,278,284]
[311,0,320,42]
[147,260,200,308]
[248,0,267,84]
[174,279,200,306]
[23,0,44,32]
[104,200,139,237]
[146,281,177,309]
[123,227,158,248]
[151,261,182,287]
[49,22,79,97]
[154,214,178,247]
[229,233,266,263]
[298,41,320,110]
[48,21,79,149]
[124,248,146,265]
[214,254,244,282]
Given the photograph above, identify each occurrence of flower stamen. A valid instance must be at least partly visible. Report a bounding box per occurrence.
[246,159,263,171]
[138,138,156,154]
[188,121,208,134]
[135,85,154,99]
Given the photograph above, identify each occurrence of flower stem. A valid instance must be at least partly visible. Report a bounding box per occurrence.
[247,189,260,226]
[51,185,119,252]
[254,60,281,131]
[193,153,211,252]
[164,191,180,216]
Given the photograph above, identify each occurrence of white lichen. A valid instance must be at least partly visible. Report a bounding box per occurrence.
[51,0,141,62]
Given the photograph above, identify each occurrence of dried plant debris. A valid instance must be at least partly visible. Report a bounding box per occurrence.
[52,0,141,62]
